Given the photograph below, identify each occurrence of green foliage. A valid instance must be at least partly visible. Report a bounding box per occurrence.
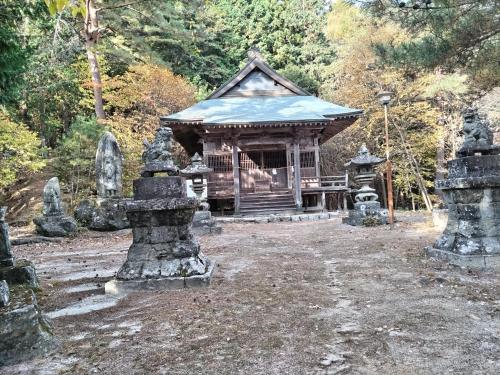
[323,2,442,207]
[0,0,49,105]
[53,117,106,202]
[359,0,500,88]
[279,65,320,95]
[0,113,46,191]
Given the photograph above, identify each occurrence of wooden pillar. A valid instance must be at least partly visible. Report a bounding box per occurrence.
[314,137,321,178]
[321,191,326,212]
[286,143,292,189]
[343,192,348,212]
[293,141,302,210]
[232,143,240,215]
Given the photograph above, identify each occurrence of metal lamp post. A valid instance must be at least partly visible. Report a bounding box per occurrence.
[377,91,395,228]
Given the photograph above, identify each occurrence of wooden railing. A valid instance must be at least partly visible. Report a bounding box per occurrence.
[301,172,348,191]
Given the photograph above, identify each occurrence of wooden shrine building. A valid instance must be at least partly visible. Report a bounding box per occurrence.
[161,51,362,215]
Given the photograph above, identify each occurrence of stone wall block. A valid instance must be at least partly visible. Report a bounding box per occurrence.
[0,280,9,307]
[456,204,482,220]
[457,219,483,238]
[483,237,500,254]
[449,189,484,204]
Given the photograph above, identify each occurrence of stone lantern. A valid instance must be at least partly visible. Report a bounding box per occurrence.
[180,153,212,207]
[425,108,500,269]
[105,127,215,294]
[343,144,388,226]
[180,153,221,234]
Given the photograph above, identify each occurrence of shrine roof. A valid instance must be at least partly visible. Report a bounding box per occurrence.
[161,95,362,126]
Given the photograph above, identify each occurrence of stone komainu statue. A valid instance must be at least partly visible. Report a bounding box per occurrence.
[141,127,178,177]
[142,127,174,163]
[458,107,494,156]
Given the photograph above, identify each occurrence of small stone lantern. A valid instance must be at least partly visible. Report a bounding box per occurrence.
[180,153,213,209]
[180,153,221,234]
[342,144,388,226]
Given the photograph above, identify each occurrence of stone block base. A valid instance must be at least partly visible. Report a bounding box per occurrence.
[192,211,222,235]
[425,247,500,270]
[0,286,55,366]
[74,198,130,231]
[33,214,77,237]
[105,259,215,295]
[342,207,388,227]
[0,259,39,289]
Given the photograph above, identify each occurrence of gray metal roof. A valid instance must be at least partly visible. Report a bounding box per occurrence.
[162,96,362,125]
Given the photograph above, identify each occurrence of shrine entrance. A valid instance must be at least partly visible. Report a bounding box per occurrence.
[239,149,288,194]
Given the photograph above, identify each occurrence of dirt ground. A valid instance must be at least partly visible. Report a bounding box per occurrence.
[3,212,499,375]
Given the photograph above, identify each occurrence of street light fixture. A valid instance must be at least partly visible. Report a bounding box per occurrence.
[377,91,395,228]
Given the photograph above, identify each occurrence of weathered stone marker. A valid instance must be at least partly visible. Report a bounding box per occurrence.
[343,144,388,226]
[426,108,500,270]
[105,127,214,294]
[180,153,221,234]
[96,131,123,199]
[74,131,129,231]
[0,207,14,267]
[34,177,77,237]
[1,207,54,366]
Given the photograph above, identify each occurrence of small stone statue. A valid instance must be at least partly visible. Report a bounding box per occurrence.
[96,131,123,199]
[0,207,14,267]
[141,127,178,177]
[34,177,77,237]
[42,177,63,216]
[457,107,496,156]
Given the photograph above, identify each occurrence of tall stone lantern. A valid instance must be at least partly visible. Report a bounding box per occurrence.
[180,153,221,234]
[343,144,388,226]
[105,127,215,294]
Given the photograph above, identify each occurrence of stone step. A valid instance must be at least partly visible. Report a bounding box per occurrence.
[239,207,296,215]
[240,201,295,208]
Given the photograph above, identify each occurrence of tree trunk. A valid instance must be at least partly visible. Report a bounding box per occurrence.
[85,0,105,119]
[435,130,446,202]
[393,122,433,212]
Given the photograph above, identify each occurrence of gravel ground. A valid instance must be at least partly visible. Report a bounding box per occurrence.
[3,212,499,375]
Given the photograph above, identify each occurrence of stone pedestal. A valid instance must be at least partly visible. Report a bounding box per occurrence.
[33,214,77,237]
[425,155,500,269]
[343,201,388,226]
[192,210,222,235]
[0,286,55,366]
[106,176,214,294]
[1,207,54,365]
[425,108,500,270]
[74,198,130,231]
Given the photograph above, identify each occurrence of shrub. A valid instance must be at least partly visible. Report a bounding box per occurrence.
[0,113,46,192]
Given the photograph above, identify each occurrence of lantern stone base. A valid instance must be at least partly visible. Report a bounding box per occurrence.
[105,258,215,295]
[342,201,388,226]
[0,286,55,366]
[192,211,222,235]
[425,247,500,270]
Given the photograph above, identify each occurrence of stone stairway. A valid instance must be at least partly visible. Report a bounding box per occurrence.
[239,191,296,215]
